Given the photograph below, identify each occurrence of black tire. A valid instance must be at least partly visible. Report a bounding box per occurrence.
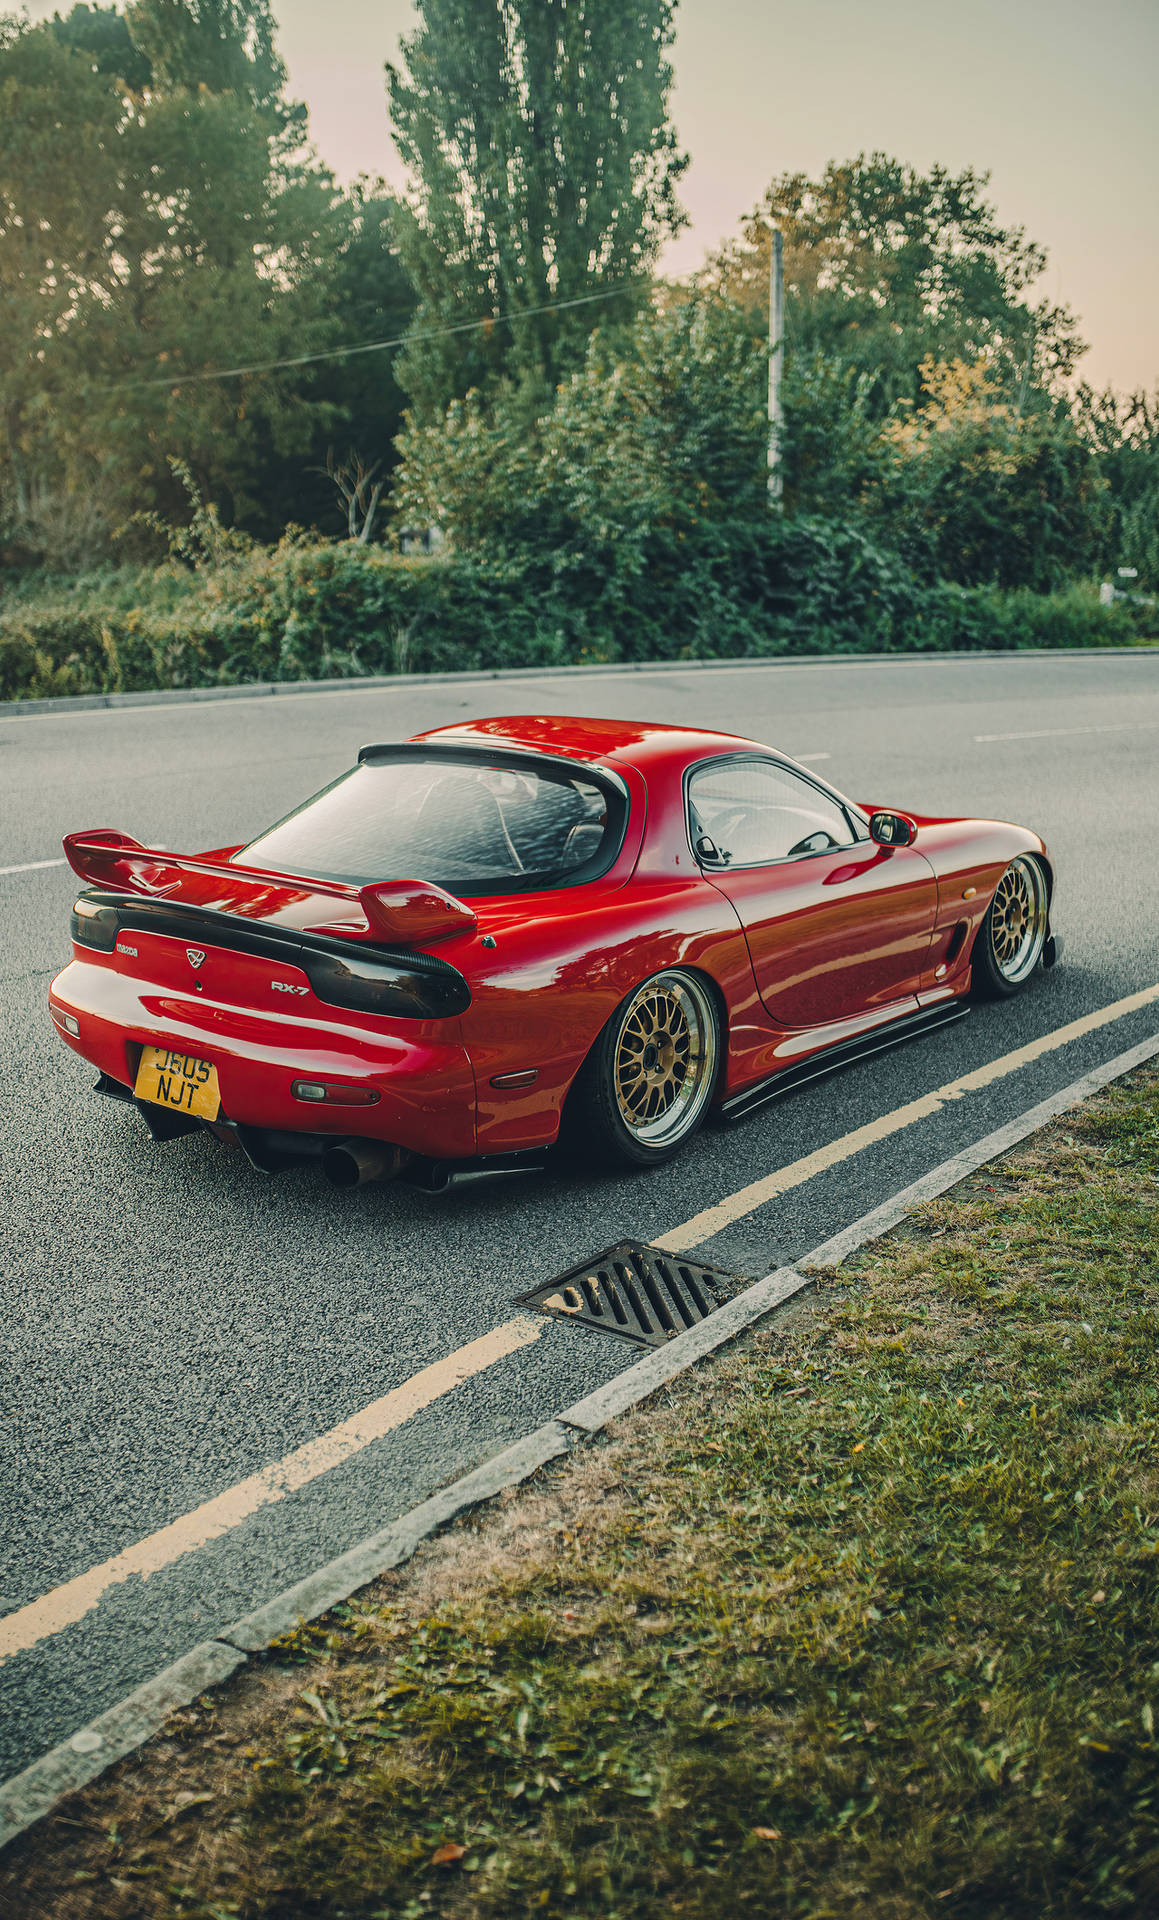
[566,969,720,1169]
[971,855,1049,1000]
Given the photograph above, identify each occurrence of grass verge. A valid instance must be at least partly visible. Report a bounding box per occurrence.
[5,1069,1159,1919]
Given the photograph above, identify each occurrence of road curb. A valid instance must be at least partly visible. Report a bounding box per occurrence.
[804,1026,1159,1266]
[557,1267,813,1435]
[2,644,1157,719]
[0,1641,244,1851]
[220,1420,575,1654]
[4,1024,1159,1850]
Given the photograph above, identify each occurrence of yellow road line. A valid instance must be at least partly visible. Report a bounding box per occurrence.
[653,983,1159,1252]
[0,1316,543,1664]
[9,984,1159,1664]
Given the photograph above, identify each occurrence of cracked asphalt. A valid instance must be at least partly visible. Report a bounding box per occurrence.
[2,649,1157,1784]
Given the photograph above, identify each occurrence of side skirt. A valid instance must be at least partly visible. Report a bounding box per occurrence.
[716,1000,971,1125]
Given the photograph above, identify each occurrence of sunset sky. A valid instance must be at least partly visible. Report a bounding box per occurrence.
[31,0,1159,392]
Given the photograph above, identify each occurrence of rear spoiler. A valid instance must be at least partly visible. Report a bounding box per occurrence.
[62,829,477,946]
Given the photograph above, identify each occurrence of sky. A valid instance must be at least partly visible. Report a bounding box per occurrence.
[32,0,1159,392]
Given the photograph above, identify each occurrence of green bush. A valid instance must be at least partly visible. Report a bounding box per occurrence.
[914,580,1153,652]
[0,601,215,701]
[0,532,1152,704]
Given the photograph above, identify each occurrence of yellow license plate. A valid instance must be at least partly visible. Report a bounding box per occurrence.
[134,1046,221,1121]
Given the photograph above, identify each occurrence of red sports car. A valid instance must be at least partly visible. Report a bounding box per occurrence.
[49,714,1059,1188]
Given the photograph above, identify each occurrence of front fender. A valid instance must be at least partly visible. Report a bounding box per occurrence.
[912,819,1053,988]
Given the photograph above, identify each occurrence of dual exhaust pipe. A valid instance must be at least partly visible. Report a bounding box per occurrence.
[320,1138,403,1190]
[320,1137,453,1192]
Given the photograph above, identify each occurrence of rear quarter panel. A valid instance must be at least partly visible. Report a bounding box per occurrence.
[455,877,765,1151]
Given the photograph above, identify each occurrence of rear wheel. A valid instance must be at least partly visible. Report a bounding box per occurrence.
[972,855,1049,999]
[567,969,720,1169]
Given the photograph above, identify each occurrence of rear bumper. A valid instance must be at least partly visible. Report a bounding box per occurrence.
[50,959,477,1160]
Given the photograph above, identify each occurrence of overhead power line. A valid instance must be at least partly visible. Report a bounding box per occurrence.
[107,278,653,391]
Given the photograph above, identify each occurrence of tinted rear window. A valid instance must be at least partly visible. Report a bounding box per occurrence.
[237,756,622,895]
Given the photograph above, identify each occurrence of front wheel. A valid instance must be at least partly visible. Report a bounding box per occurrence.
[972,855,1049,999]
[567,969,721,1169]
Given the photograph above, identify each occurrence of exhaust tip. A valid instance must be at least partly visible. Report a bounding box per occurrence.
[321,1138,400,1189]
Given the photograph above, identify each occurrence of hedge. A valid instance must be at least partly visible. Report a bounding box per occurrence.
[0,523,1152,704]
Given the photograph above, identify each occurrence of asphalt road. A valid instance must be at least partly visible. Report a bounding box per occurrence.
[3,650,1158,1785]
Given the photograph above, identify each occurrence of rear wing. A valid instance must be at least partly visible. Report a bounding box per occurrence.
[62,829,477,946]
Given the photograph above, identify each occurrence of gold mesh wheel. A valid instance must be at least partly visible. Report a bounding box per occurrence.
[612,972,717,1149]
[989,856,1048,984]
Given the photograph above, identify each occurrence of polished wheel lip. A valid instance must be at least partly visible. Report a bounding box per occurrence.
[613,971,717,1148]
[990,856,1048,984]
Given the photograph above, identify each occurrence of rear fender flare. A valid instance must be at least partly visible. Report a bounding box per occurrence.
[558,960,730,1127]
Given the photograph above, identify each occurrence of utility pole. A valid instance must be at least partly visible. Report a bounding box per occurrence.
[767,225,784,506]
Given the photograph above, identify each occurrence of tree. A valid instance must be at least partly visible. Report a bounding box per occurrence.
[386,0,687,418]
[777,350,892,518]
[871,357,1104,589]
[704,154,1085,414]
[1075,385,1159,587]
[282,188,417,538]
[50,4,152,88]
[0,15,124,557]
[319,450,385,544]
[394,291,766,569]
[92,78,350,535]
[0,5,398,556]
[125,0,284,108]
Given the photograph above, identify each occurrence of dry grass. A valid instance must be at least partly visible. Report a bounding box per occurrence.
[4,1070,1158,1920]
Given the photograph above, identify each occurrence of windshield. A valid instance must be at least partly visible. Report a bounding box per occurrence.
[237,755,622,895]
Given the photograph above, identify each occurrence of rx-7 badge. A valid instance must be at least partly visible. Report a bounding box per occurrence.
[186,948,206,969]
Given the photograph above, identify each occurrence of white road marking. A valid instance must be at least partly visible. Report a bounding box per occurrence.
[0,1316,544,1664]
[0,858,66,876]
[974,720,1159,743]
[793,752,831,762]
[653,982,1159,1252]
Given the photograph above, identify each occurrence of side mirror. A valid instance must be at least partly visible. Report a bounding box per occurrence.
[869,810,918,849]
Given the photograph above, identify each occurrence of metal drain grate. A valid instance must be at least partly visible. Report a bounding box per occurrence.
[517,1240,742,1348]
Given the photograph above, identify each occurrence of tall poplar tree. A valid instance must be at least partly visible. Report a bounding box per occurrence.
[387,0,687,418]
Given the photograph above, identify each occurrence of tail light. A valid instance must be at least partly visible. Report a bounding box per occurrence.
[66,893,470,1019]
[71,897,119,952]
[301,948,470,1020]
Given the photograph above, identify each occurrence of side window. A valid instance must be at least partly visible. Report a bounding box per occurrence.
[688,759,855,867]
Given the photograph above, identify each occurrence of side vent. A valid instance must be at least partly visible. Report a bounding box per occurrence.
[944,920,970,966]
